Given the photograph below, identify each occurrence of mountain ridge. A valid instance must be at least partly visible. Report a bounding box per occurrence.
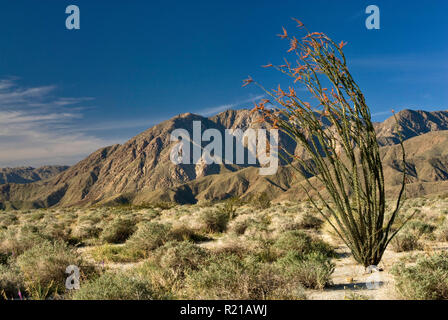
[1,108,448,209]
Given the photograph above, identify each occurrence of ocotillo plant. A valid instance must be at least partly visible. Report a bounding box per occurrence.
[244,19,408,267]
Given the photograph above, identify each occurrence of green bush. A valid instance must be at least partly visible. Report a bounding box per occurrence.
[72,272,155,300]
[392,252,448,299]
[16,240,93,299]
[101,217,136,244]
[125,222,172,258]
[150,241,208,277]
[200,210,229,233]
[184,254,306,299]
[273,230,335,257]
[275,251,335,289]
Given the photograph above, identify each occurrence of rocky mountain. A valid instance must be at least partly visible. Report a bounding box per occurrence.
[1,109,448,209]
[375,109,448,146]
[0,166,69,185]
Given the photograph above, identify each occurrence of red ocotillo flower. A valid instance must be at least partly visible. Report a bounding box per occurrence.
[277,27,288,39]
[242,76,253,87]
[339,41,348,49]
[292,18,304,28]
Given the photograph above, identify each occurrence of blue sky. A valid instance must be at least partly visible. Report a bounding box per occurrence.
[0,0,447,166]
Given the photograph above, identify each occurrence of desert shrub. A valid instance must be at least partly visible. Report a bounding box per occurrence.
[252,192,271,210]
[132,262,178,299]
[391,233,422,252]
[392,252,448,299]
[184,254,306,300]
[169,224,209,242]
[101,217,137,244]
[273,230,335,258]
[275,251,335,289]
[16,240,93,299]
[199,210,229,233]
[150,241,208,277]
[0,226,47,256]
[0,264,25,299]
[72,272,156,300]
[125,222,172,258]
[298,212,323,230]
[71,221,101,241]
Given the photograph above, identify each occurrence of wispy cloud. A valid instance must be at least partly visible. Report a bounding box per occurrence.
[0,78,112,167]
[197,94,266,116]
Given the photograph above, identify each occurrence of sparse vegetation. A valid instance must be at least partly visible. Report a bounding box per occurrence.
[392,252,448,299]
[0,196,446,300]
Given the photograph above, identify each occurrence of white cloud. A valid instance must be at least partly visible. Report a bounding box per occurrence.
[0,79,113,167]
